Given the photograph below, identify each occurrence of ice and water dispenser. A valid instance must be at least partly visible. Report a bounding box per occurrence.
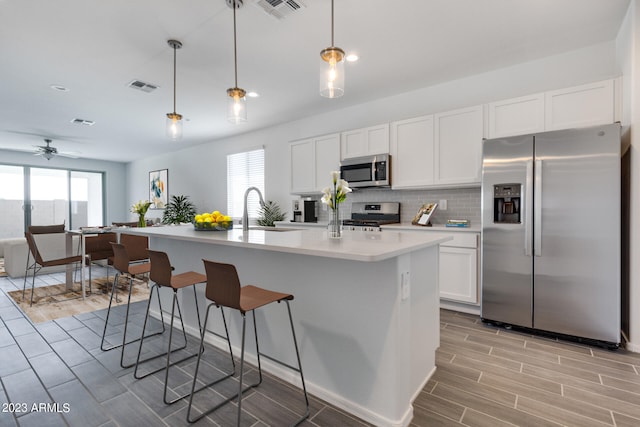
[493,184,521,224]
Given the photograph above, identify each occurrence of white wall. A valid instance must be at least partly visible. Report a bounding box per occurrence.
[616,0,640,352]
[0,149,127,225]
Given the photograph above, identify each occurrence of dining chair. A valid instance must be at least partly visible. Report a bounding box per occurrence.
[22,230,88,306]
[83,232,117,283]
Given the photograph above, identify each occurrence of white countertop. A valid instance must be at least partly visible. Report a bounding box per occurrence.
[275,221,480,233]
[123,224,450,262]
[381,223,481,233]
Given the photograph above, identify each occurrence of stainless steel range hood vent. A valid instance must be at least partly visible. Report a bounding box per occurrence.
[253,0,305,20]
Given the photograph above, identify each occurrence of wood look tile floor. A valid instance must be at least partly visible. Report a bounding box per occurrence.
[2,270,640,426]
[420,310,640,427]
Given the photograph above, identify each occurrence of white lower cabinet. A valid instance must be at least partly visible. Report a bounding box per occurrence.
[439,245,478,304]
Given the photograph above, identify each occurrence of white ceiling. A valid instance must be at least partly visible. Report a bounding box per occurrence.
[0,0,630,162]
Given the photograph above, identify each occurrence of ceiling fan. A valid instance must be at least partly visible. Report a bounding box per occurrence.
[34,139,79,160]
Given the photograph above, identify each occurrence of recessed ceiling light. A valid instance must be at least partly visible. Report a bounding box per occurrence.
[346,54,359,62]
[247,91,260,98]
[50,84,69,92]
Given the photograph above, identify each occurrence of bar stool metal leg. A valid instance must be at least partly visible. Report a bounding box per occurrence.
[186,303,238,423]
[100,271,166,364]
[187,305,309,425]
[135,285,233,405]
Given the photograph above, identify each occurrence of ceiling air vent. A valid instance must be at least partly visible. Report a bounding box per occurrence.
[253,0,305,20]
[127,79,159,93]
[71,118,95,126]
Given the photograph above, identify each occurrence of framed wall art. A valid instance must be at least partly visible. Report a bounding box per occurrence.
[149,169,168,209]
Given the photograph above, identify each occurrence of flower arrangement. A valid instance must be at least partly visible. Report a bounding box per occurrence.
[131,200,151,227]
[321,171,352,210]
[321,171,351,238]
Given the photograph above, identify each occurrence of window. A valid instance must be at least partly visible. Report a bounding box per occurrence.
[227,148,264,221]
[0,164,104,238]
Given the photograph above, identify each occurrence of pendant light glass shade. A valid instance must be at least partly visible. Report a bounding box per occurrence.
[166,112,183,140]
[320,46,345,98]
[165,39,183,140]
[227,87,247,124]
[320,0,344,98]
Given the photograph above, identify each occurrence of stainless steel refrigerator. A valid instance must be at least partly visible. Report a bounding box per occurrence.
[481,123,621,347]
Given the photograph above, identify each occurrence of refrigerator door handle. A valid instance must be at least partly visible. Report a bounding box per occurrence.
[524,160,533,256]
[534,159,542,257]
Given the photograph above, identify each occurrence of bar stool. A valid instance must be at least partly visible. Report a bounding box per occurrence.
[133,250,233,405]
[187,259,309,425]
[100,242,164,370]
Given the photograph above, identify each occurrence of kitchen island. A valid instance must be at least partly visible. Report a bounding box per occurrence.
[122,225,449,427]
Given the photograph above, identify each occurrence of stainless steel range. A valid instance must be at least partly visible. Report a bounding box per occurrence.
[342,202,400,231]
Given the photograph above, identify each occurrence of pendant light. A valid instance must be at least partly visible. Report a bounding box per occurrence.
[320,0,345,98]
[227,0,247,124]
[166,39,183,140]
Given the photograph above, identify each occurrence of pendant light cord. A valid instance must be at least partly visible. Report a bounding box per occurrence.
[233,2,238,88]
[330,0,334,47]
[172,43,177,113]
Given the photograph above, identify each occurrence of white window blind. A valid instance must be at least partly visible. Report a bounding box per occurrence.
[227,148,265,220]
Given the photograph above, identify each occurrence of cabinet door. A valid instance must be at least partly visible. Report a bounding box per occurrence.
[390,115,434,188]
[365,124,390,156]
[341,129,365,160]
[488,93,545,138]
[290,139,315,194]
[341,124,390,159]
[434,105,483,186]
[314,133,341,192]
[545,79,615,131]
[439,246,478,304]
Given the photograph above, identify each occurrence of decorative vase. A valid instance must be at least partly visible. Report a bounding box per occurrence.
[138,214,146,228]
[328,206,341,239]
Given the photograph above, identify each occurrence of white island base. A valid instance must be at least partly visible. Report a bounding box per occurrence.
[125,226,446,427]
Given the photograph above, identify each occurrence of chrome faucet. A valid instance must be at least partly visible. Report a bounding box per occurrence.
[242,187,265,232]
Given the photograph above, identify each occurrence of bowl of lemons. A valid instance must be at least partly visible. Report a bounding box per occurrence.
[193,211,233,231]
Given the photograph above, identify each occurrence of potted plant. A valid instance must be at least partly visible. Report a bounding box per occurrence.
[257,200,286,227]
[162,195,197,225]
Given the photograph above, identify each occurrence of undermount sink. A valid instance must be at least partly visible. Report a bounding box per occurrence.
[248,226,297,232]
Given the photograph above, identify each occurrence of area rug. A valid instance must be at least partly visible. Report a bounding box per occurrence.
[0,258,6,277]
[8,276,151,323]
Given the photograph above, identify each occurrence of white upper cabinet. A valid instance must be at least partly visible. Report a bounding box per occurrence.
[290,133,340,194]
[488,79,617,139]
[341,124,389,160]
[488,93,545,138]
[290,139,315,194]
[434,105,484,186]
[545,79,615,131]
[314,133,341,192]
[390,115,435,189]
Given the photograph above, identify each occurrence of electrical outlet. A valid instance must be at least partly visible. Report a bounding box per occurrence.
[401,271,411,300]
[439,199,447,210]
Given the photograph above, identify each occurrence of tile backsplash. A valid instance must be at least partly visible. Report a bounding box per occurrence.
[311,186,481,226]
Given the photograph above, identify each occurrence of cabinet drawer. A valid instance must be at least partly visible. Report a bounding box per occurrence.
[440,233,478,249]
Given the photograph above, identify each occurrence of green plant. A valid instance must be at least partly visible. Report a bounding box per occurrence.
[162,195,196,224]
[257,200,286,227]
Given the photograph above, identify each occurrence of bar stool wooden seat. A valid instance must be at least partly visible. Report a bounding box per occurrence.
[134,250,233,405]
[187,259,309,425]
[100,242,163,370]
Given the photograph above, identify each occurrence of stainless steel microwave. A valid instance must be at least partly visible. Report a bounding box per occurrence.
[339,154,391,188]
